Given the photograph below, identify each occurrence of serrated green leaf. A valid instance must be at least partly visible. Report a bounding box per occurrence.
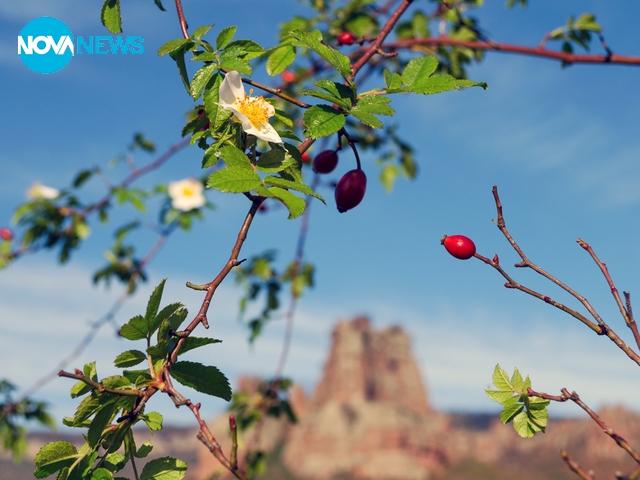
[221,56,252,76]
[315,80,355,107]
[401,56,439,88]
[266,45,296,75]
[88,402,117,448]
[122,369,152,386]
[499,403,523,424]
[145,279,167,331]
[191,24,213,41]
[485,389,515,405]
[190,64,217,100]
[101,0,122,34]
[171,361,231,400]
[157,307,189,343]
[511,367,524,391]
[216,26,237,50]
[220,145,252,167]
[263,176,325,203]
[140,411,163,431]
[350,109,382,129]
[207,166,262,193]
[34,442,78,479]
[513,411,535,438]
[203,72,229,132]
[179,337,222,356]
[491,364,513,391]
[257,186,306,219]
[135,442,153,459]
[140,457,187,480]
[91,468,114,480]
[223,39,265,60]
[150,302,183,339]
[120,315,147,341]
[256,149,295,173]
[114,350,147,368]
[384,69,405,93]
[158,39,188,57]
[302,105,345,139]
[344,12,379,37]
[290,29,352,78]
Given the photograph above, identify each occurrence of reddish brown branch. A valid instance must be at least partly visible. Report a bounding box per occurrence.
[351,0,415,78]
[482,186,640,367]
[384,37,640,66]
[58,370,144,397]
[562,451,595,480]
[174,0,189,39]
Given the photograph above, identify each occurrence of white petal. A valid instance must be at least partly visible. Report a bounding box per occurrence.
[219,71,244,107]
[244,122,283,144]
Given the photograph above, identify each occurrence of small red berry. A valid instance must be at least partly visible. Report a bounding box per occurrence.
[281,70,296,83]
[258,203,268,213]
[301,153,312,164]
[441,234,476,260]
[335,169,366,213]
[313,150,339,174]
[0,228,13,241]
[337,32,356,45]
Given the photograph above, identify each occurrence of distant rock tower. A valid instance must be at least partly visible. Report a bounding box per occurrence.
[282,317,447,480]
[313,316,430,415]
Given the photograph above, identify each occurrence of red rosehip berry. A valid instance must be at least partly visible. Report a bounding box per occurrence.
[313,150,339,174]
[337,32,356,45]
[0,228,13,241]
[441,234,476,260]
[335,169,366,213]
[301,152,312,164]
[281,70,296,83]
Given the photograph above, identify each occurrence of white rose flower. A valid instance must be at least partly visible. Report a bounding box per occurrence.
[168,178,206,211]
[217,70,283,144]
[26,182,59,200]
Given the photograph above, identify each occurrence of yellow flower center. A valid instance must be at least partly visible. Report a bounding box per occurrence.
[234,90,272,126]
[182,187,194,197]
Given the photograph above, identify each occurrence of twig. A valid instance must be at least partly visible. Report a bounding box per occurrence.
[383,37,640,66]
[562,450,595,480]
[174,0,189,39]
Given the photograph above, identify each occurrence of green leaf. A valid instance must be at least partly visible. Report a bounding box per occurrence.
[499,402,523,424]
[150,302,183,339]
[190,64,217,100]
[302,105,345,139]
[157,307,189,343]
[207,166,262,193]
[158,39,189,57]
[266,46,296,76]
[220,57,252,76]
[256,186,306,219]
[88,402,117,448]
[179,337,222,356]
[203,72,229,133]
[145,279,167,332]
[34,441,78,479]
[135,442,153,459]
[290,30,352,78]
[401,56,438,89]
[191,24,213,41]
[140,457,187,480]
[114,350,147,368]
[120,315,147,341]
[344,12,379,37]
[256,149,295,173]
[216,26,237,50]
[73,169,93,188]
[263,176,325,203]
[140,411,163,431]
[351,95,394,129]
[383,69,404,93]
[101,0,122,34]
[91,468,114,480]
[220,145,252,168]
[380,164,399,192]
[171,361,231,400]
[223,39,265,60]
[491,364,513,392]
[153,0,166,11]
[513,411,536,438]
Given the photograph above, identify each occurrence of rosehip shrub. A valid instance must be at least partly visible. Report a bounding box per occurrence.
[337,32,356,45]
[335,169,366,213]
[441,234,476,260]
[313,150,339,174]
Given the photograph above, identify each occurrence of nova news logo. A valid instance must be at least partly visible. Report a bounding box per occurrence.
[18,16,144,74]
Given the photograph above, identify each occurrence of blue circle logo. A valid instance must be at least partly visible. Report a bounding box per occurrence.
[18,17,74,74]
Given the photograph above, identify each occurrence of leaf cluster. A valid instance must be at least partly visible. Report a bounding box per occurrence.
[485,365,550,438]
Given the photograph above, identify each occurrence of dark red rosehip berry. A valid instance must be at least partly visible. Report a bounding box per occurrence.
[337,32,356,45]
[441,234,476,260]
[335,169,366,213]
[313,150,339,174]
[258,203,268,213]
[0,228,13,241]
[281,70,295,83]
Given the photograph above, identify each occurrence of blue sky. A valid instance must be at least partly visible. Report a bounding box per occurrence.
[2,1,640,429]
